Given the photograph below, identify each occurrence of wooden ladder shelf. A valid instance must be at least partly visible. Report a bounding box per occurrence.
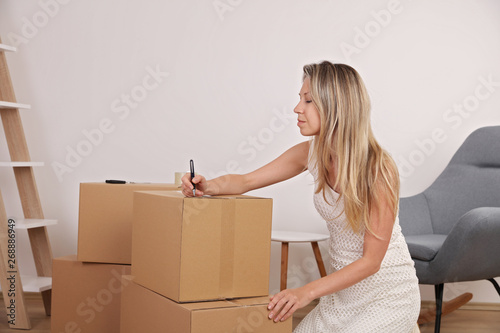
[0,37,55,329]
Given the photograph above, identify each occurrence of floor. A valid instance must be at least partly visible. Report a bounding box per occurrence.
[0,295,50,332]
[0,296,498,332]
[417,309,500,333]
[292,300,500,333]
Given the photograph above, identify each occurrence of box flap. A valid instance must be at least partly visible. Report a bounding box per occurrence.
[230,296,270,306]
[54,254,78,262]
[180,296,269,311]
[180,299,241,311]
[190,296,292,333]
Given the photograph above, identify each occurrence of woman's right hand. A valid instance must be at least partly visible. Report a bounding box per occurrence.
[181,173,208,197]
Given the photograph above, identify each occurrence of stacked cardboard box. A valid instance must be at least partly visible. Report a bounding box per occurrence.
[121,276,291,333]
[122,191,293,332]
[77,182,179,264]
[51,183,178,333]
[52,183,292,332]
[51,256,131,333]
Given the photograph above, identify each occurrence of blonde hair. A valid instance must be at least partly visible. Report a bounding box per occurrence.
[304,61,400,236]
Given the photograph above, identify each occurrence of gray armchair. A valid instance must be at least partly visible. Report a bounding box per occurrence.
[399,126,500,333]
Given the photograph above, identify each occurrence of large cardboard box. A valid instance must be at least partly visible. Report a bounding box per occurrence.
[51,255,131,333]
[77,182,178,264]
[132,191,273,302]
[120,276,292,333]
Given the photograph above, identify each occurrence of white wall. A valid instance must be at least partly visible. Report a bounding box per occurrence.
[1,0,499,303]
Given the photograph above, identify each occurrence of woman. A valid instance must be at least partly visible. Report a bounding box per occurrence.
[181,61,420,332]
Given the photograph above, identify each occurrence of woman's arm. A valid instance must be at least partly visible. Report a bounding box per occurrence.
[267,181,396,322]
[181,141,310,196]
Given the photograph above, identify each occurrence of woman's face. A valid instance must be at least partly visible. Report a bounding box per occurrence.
[294,77,321,136]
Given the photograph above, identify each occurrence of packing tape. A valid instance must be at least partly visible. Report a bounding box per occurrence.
[174,172,185,186]
[219,199,235,297]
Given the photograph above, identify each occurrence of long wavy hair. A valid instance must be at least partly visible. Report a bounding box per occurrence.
[305,61,400,235]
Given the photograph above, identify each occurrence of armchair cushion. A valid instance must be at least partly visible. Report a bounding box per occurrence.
[404,234,447,261]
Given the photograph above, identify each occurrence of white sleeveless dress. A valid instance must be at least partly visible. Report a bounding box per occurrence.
[294,158,421,333]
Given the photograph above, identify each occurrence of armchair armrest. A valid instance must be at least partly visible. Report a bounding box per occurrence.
[424,207,500,283]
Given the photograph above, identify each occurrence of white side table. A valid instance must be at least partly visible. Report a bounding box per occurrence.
[271,231,329,291]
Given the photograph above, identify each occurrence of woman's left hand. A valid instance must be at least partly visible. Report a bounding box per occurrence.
[267,286,313,322]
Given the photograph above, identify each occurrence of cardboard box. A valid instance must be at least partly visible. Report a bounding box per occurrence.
[77,182,178,264]
[132,191,273,302]
[51,255,131,333]
[120,276,292,333]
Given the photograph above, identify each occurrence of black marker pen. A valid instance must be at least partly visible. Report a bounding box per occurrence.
[190,159,196,197]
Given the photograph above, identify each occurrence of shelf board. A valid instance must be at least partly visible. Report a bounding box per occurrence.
[21,276,52,293]
[0,162,44,167]
[14,219,58,229]
[0,276,52,293]
[0,43,16,52]
[0,101,31,110]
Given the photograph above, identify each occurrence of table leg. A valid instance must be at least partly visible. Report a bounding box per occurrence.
[280,242,289,291]
[311,241,327,277]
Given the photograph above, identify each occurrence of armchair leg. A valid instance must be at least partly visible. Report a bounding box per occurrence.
[418,292,472,325]
[487,278,500,296]
[434,284,444,333]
